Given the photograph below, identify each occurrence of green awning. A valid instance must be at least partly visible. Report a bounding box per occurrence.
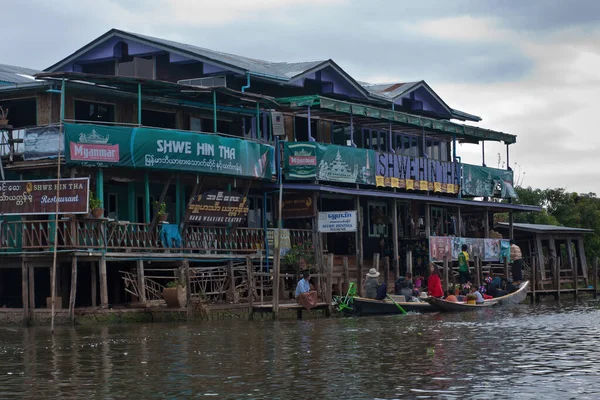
[277,95,516,144]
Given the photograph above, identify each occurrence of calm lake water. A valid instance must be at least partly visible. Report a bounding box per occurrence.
[2,300,600,399]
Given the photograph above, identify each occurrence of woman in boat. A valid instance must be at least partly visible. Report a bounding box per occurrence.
[365,268,381,299]
[427,264,444,298]
[444,290,458,302]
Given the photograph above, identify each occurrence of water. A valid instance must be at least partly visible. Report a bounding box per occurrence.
[2,300,600,399]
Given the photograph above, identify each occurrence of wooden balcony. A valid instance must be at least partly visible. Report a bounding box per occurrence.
[0,219,312,256]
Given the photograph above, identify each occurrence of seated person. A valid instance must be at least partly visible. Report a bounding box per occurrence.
[470,287,485,304]
[444,290,458,302]
[295,270,318,310]
[365,268,381,299]
[394,273,414,300]
[376,281,388,301]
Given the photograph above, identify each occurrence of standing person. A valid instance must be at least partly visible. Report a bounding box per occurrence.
[295,270,318,310]
[510,240,523,283]
[365,268,381,299]
[458,244,470,284]
[427,264,444,298]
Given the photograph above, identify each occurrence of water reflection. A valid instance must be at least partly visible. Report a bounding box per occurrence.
[1,300,600,399]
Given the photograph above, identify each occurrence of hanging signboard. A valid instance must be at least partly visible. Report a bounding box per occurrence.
[266,229,292,255]
[317,210,357,233]
[186,190,249,225]
[271,112,285,136]
[281,194,314,219]
[64,123,276,181]
[0,178,89,215]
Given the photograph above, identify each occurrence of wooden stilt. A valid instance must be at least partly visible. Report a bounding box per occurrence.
[443,256,449,292]
[327,253,334,315]
[91,263,97,308]
[503,256,509,280]
[184,259,191,322]
[272,250,280,319]
[406,250,413,275]
[21,258,29,327]
[228,260,236,303]
[28,264,35,318]
[373,253,380,272]
[392,200,400,281]
[99,256,108,308]
[342,256,349,295]
[246,257,255,309]
[555,255,561,301]
[69,256,77,322]
[383,256,390,286]
[573,256,579,300]
[530,257,536,304]
[355,195,363,297]
[136,260,146,303]
[593,257,598,299]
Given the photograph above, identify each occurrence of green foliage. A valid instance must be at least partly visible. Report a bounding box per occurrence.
[502,186,600,261]
[165,280,180,288]
[282,242,315,271]
[153,201,167,217]
[89,191,102,210]
[466,293,478,300]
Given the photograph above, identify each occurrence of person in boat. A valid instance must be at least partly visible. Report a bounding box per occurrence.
[470,286,485,304]
[427,264,444,298]
[444,290,458,302]
[394,273,414,300]
[458,244,470,284]
[295,270,318,310]
[365,268,381,299]
[375,281,388,301]
[510,240,523,283]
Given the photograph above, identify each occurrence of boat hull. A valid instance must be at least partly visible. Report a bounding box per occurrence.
[346,297,436,316]
[427,281,530,312]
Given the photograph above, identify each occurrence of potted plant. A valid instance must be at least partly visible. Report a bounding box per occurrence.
[466,293,477,305]
[282,242,315,274]
[0,106,8,126]
[154,201,168,222]
[89,191,104,219]
[162,279,187,308]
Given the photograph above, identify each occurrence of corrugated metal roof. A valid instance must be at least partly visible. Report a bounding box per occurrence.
[0,64,41,84]
[495,222,593,234]
[122,31,326,80]
[362,82,419,99]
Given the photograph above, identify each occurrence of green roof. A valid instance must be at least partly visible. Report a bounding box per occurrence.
[276,95,516,144]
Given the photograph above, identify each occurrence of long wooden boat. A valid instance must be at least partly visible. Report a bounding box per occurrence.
[427,280,530,312]
[342,296,437,316]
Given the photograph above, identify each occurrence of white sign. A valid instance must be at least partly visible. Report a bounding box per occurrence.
[271,112,286,136]
[318,210,357,233]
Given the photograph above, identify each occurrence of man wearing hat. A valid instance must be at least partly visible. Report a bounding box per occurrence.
[365,268,381,299]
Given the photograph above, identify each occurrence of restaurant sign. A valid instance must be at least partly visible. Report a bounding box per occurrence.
[0,178,89,215]
[186,190,249,225]
[64,124,275,181]
[376,152,460,194]
[284,142,375,185]
[317,210,357,233]
[281,193,314,219]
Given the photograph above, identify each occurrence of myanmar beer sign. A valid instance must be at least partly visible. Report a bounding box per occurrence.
[0,178,89,215]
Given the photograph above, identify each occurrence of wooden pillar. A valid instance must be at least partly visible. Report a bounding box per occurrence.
[68,256,77,322]
[548,236,557,282]
[326,253,334,314]
[536,237,546,280]
[136,260,146,303]
[383,256,390,286]
[246,257,255,309]
[508,211,514,240]
[91,263,97,308]
[531,256,536,304]
[593,257,598,299]
[21,259,29,326]
[28,264,35,315]
[342,256,349,294]
[483,209,489,238]
[473,256,480,287]
[127,182,135,222]
[457,207,462,237]
[228,260,236,303]
[573,256,579,300]
[184,259,191,321]
[503,256,509,280]
[555,255,561,301]
[392,200,400,280]
[406,250,413,275]
[442,256,449,292]
[475,257,481,287]
[272,250,280,319]
[576,238,588,282]
[355,196,363,296]
[373,253,380,272]
[425,204,431,238]
[99,256,108,308]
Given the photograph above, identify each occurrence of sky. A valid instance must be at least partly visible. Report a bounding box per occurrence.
[3,0,600,193]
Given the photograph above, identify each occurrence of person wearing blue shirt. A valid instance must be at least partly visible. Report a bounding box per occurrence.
[295,270,318,310]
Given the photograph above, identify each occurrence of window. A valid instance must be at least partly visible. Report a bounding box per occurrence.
[118,57,154,79]
[74,100,114,123]
[141,109,176,129]
[368,201,389,238]
[107,193,118,219]
[0,98,36,128]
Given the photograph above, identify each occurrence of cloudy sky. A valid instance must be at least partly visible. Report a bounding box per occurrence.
[4,0,600,193]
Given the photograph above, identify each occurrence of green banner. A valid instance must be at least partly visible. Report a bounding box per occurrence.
[64,123,275,180]
[284,142,375,185]
[462,164,517,199]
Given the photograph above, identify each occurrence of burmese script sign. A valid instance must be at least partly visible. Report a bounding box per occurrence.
[317,210,357,233]
[0,178,89,215]
[281,194,314,219]
[376,152,460,194]
[187,190,249,225]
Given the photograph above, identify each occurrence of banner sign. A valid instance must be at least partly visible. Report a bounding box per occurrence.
[429,236,510,262]
[462,164,516,199]
[64,124,275,181]
[281,194,314,219]
[271,112,285,136]
[376,152,460,194]
[24,125,63,161]
[0,178,89,215]
[266,229,292,256]
[284,142,375,185]
[318,210,357,233]
[187,190,249,225]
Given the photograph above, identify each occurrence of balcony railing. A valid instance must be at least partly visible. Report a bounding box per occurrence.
[0,219,312,255]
